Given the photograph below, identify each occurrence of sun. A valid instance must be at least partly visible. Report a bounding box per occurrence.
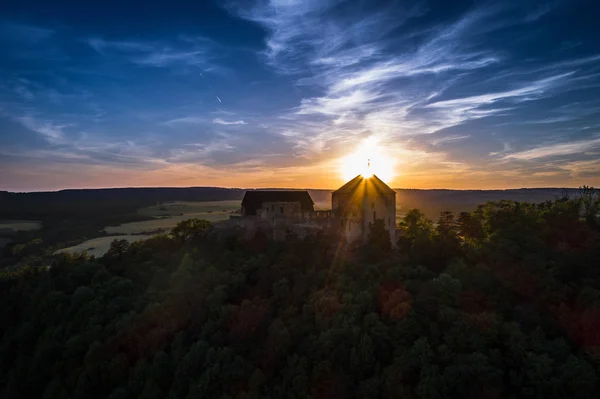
[339,136,395,183]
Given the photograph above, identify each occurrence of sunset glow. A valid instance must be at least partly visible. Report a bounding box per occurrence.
[2,1,600,192]
[339,137,395,183]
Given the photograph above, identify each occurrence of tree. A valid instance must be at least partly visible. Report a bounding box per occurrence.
[367,219,392,251]
[399,209,433,241]
[105,239,130,260]
[171,219,212,243]
[457,211,484,241]
[578,185,600,227]
[437,211,457,237]
[2,194,600,398]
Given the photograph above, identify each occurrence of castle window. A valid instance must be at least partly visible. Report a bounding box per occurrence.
[373,211,376,221]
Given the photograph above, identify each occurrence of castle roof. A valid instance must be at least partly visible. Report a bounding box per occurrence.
[241,190,314,215]
[333,174,396,196]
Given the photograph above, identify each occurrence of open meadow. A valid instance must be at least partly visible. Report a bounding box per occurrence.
[0,220,41,249]
[55,234,155,258]
[104,200,240,234]
[0,220,42,232]
[57,201,241,257]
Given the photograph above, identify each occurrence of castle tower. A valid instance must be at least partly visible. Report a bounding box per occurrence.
[332,174,396,245]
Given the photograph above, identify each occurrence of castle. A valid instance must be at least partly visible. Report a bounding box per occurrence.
[332,174,396,244]
[236,174,396,244]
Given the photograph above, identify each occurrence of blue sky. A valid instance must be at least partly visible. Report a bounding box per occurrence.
[1,0,600,191]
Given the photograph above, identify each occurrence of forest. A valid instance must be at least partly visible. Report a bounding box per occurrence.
[1,188,600,399]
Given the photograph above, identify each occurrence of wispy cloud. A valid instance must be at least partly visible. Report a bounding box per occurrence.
[17,116,68,144]
[212,118,247,125]
[87,36,219,70]
[234,0,589,161]
[489,142,513,156]
[296,90,380,116]
[163,116,248,127]
[135,50,210,67]
[523,2,557,23]
[163,116,206,126]
[430,135,471,146]
[427,72,575,109]
[87,38,152,54]
[502,137,600,160]
[2,1,600,190]
[0,21,54,44]
[13,84,35,101]
[561,159,600,178]
[166,131,236,163]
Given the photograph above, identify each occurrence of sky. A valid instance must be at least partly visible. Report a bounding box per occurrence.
[1,0,600,191]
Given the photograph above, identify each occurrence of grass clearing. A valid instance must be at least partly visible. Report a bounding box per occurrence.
[0,220,42,232]
[105,201,241,235]
[55,201,241,256]
[104,212,233,234]
[55,234,155,258]
[137,200,241,217]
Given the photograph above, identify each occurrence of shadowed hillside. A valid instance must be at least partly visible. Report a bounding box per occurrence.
[1,195,599,398]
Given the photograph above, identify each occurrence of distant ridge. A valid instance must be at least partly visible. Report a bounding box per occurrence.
[0,186,578,195]
[0,186,579,220]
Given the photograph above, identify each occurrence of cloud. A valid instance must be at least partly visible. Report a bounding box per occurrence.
[0,21,54,44]
[430,135,471,146]
[427,72,575,109]
[87,38,153,54]
[502,137,600,160]
[168,140,234,162]
[233,0,586,160]
[3,2,600,190]
[212,118,247,125]
[17,116,68,144]
[163,116,206,126]
[296,90,380,116]
[225,0,600,192]
[135,50,210,67]
[561,159,600,178]
[523,2,557,23]
[489,142,513,156]
[13,84,35,101]
[87,36,218,69]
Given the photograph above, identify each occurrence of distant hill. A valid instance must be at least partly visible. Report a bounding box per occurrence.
[310,187,575,218]
[0,187,577,220]
[0,187,246,219]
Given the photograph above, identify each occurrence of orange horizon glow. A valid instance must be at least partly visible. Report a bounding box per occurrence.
[5,167,597,193]
[3,146,599,193]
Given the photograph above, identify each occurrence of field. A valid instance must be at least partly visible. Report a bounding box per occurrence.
[0,220,42,232]
[105,201,240,235]
[137,200,241,217]
[55,234,155,257]
[57,201,242,257]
